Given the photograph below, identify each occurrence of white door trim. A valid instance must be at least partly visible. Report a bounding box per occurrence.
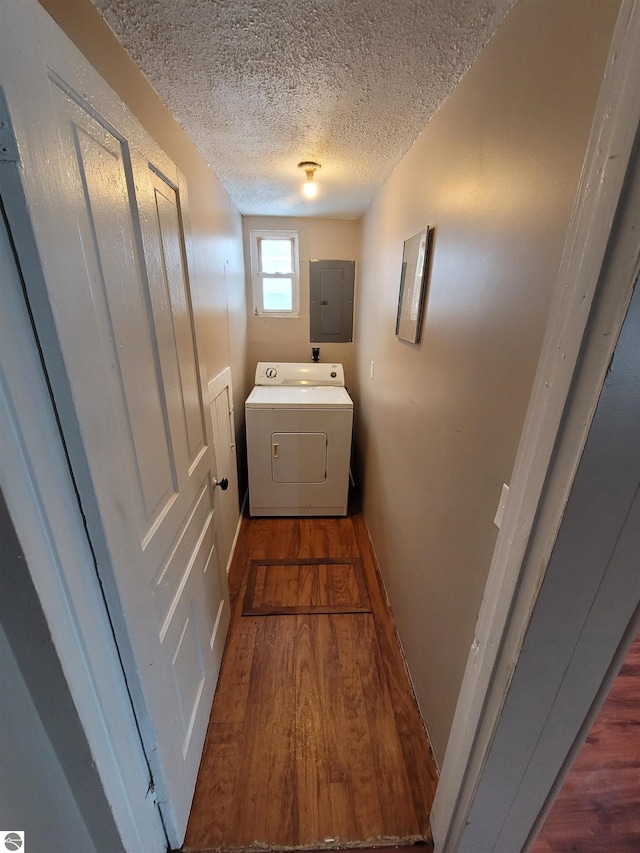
[431,0,640,847]
[207,365,235,409]
[208,366,242,575]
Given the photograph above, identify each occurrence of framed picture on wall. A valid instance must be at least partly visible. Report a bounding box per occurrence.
[396,226,434,344]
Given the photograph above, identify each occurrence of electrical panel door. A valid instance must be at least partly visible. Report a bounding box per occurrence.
[310,260,355,343]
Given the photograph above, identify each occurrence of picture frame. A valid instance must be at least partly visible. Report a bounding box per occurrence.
[395,226,434,344]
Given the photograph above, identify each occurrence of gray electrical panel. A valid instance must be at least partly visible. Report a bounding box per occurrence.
[309,259,355,343]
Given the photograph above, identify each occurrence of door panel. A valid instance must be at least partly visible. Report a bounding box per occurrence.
[170,603,205,741]
[58,88,179,532]
[152,478,212,634]
[3,51,229,845]
[143,165,207,468]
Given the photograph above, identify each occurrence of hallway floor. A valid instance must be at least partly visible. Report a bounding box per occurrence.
[182,505,438,852]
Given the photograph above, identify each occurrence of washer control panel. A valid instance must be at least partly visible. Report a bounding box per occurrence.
[255,362,345,386]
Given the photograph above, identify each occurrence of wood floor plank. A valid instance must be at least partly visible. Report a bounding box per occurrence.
[294,615,334,844]
[209,616,258,726]
[183,722,243,844]
[306,516,358,561]
[233,616,296,845]
[314,615,351,788]
[329,562,361,607]
[333,612,386,840]
[328,780,357,841]
[250,517,300,561]
[299,562,315,607]
[183,508,438,852]
[351,614,420,838]
[261,618,298,844]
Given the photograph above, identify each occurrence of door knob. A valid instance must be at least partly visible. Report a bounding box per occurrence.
[213,477,229,491]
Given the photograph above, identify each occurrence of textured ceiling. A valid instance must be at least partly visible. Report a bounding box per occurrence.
[91,0,516,218]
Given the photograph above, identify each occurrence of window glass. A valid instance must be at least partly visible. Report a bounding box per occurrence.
[260,239,293,274]
[263,277,293,311]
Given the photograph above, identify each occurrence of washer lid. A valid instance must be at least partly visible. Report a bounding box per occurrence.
[246,385,353,409]
[255,362,345,386]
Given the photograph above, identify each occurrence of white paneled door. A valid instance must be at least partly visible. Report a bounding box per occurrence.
[0,2,229,846]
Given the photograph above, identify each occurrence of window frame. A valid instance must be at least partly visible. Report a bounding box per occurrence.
[249,229,300,318]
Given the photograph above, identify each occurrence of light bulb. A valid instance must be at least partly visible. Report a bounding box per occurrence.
[303,179,317,198]
[298,161,320,199]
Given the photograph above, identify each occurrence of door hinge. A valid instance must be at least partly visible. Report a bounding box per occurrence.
[0,88,20,163]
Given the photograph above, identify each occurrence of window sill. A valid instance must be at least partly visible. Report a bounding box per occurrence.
[254,312,300,319]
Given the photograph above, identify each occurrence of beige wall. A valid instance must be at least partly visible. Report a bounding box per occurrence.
[353,0,619,763]
[242,216,360,393]
[38,0,249,434]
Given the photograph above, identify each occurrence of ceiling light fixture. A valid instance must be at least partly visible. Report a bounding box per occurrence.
[298,161,321,199]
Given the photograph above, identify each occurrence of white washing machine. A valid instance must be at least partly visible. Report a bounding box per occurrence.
[245,363,353,516]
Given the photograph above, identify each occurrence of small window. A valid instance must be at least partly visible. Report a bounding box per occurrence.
[250,230,300,317]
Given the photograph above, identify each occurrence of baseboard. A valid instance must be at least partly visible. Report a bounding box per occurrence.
[360,511,441,776]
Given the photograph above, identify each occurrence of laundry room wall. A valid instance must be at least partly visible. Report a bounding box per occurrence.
[38,0,250,448]
[352,0,620,764]
[242,216,361,394]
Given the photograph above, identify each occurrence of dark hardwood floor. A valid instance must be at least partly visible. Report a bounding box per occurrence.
[531,630,640,852]
[182,506,438,852]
